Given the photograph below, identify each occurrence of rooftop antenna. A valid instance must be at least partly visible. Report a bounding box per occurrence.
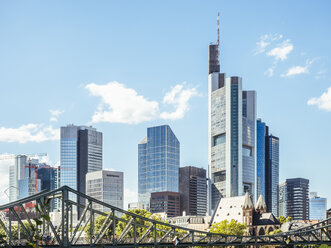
[217,12,220,46]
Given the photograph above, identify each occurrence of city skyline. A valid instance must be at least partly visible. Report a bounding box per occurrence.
[0,1,331,209]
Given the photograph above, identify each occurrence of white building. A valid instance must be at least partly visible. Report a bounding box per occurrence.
[128,202,145,210]
[208,41,256,214]
[86,170,123,212]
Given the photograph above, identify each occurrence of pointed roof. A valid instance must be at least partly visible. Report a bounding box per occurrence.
[256,194,267,210]
[243,192,254,209]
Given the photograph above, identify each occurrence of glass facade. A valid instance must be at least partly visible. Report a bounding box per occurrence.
[256,120,266,200]
[138,125,180,209]
[309,193,327,220]
[267,135,279,217]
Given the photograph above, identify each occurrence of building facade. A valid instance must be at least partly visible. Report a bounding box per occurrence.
[282,178,310,220]
[179,166,207,216]
[60,125,102,215]
[208,42,257,213]
[278,182,287,217]
[150,191,180,218]
[138,125,180,209]
[309,192,327,220]
[86,170,123,212]
[265,134,279,217]
[256,119,266,200]
[9,155,28,202]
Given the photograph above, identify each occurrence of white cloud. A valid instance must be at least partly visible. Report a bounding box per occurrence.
[307,87,331,111]
[254,33,283,54]
[86,81,197,124]
[0,124,59,143]
[281,59,314,77]
[124,187,137,210]
[49,109,64,122]
[160,84,198,120]
[266,39,293,61]
[86,82,159,124]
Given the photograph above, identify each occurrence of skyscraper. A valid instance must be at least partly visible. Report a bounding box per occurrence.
[138,125,180,209]
[9,155,28,202]
[60,125,102,214]
[282,178,309,220]
[309,192,327,220]
[256,119,266,200]
[179,166,207,216]
[265,134,279,216]
[278,182,287,217]
[86,170,124,212]
[208,28,256,213]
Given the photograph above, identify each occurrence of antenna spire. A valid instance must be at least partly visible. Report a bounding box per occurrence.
[217,12,220,46]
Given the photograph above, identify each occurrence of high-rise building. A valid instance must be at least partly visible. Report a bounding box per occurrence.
[256,119,266,200]
[208,35,256,213]
[281,178,309,220]
[138,125,180,209]
[265,134,279,216]
[278,182,287,217]
[309,192,327,220]
[150,191,180,218]
[9,155,28,202]
[86,170,123,212]
[179,166,207,216]
[60,125,102,214]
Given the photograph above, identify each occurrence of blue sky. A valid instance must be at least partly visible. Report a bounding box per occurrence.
[0,1,330,208]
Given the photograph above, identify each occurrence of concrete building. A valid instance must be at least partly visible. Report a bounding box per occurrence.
[208,37,257,213]
[169,215,211,232]
[179,166,207,216]
[60,124,102,216]
[280,178,309,220]
[138,125,180,209]
[309,192,327,220]
[278,182,287,217]
[150,191,180,218]
[86,170,123,212]
[9,155,28,202]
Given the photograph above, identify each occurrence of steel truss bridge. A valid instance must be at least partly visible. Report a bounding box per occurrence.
[0,186,330,247]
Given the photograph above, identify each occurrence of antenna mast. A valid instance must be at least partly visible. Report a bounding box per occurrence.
[217,12,220,46]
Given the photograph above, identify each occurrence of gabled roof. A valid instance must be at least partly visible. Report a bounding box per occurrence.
[256,194,267,210]
[243,192,254,209]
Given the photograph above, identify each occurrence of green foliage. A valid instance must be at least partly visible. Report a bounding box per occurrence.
[210,219,246,236]
[277,215,293,224]
[268,228,282,235]
[85,212,116,241]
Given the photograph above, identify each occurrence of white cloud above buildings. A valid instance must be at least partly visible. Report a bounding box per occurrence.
[0,124,59,143]
[307,87,331,111]
[49,109,64,122]
[266,39,294,61]
[281,59,314,77]
[86,81,198,124]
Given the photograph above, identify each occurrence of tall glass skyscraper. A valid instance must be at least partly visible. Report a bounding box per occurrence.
[256,119,266,200]
[138,125,180,209]
[266,135,279,216]
[60,125,102,214]
[208,38,256,213]
[309,192,327,220]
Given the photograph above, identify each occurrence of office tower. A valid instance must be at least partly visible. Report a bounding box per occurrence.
[283,178,309,220]
[309,192,327,220]
[265,134,279,216]
[86,170,123,212]
[60,125,102,214]
[179,166,207,216]
[150,191,180,217]
[256,119,266,200]
[9,155,28,202]
[208,32,256,213]
[278,182,287,217]
[138,125,180,209]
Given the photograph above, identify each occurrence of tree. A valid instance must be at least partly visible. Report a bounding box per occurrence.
[277,215,293,225]
[210,219,246,236]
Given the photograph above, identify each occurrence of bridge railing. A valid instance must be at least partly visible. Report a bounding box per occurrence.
[0,186,330,247]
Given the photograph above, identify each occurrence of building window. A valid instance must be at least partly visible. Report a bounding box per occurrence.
[213,133,226,146]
